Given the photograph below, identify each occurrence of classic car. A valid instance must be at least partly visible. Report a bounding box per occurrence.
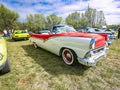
[29,25,108,66]
[37,30,50,34]
[0,36,11,74]
[81,28,115,45]
[12,30,29,40]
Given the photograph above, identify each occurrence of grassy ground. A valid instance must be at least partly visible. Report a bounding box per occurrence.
[0,38,120,90]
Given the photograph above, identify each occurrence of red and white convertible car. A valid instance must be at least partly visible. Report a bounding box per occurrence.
[30,25,108,66]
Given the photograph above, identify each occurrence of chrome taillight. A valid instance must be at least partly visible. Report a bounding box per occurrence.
[107,34,110,40]
[89,38,96,49]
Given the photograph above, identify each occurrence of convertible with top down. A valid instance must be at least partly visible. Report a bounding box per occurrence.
[30,25,108,66]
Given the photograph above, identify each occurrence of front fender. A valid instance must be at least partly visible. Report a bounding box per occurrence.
[57,37,92,58]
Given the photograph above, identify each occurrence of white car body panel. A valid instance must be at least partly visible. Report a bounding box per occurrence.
[30,36,91,58]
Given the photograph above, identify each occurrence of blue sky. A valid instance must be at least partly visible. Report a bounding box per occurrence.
[0,0,120,25]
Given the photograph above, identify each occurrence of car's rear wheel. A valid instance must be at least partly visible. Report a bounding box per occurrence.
[1,59,11,74]
[24,37,29,40]
[61,48,77,65]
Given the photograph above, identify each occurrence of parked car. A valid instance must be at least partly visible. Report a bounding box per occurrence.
[30,25,108,66]
[105,29,116,39]
[12,30,30,40]
[0,36,11,74]
[37,30,50,34]
[82,28,115,45]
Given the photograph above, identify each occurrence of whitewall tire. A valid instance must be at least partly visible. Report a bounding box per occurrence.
[61,48,77,65]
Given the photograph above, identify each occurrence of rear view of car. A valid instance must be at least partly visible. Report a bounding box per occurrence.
[12,30,29,40]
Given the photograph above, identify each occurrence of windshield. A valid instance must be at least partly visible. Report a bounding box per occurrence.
[88,28,96,32]
[52,26,76,33]
[14,30,28,34]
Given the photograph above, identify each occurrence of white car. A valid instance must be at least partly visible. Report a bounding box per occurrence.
[30,25,108,66]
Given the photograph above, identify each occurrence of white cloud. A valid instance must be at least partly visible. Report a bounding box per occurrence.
[89,0,120,25]
[106,14,120,25]
[0,0,120,24]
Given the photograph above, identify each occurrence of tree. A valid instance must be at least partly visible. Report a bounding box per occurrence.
[26,14,46,31]
[80,18,89,28]
[66,12,80,28]
[26,14,62,31]
[96,11,106,26]
[46,14,62,29]
[66,12,89,29]
[85,6,106,27]
[107,25,119,31]
[15,21,27,30]
[0,4,19,31]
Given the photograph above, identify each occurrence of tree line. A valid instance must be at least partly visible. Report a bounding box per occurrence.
[0,4,119,32]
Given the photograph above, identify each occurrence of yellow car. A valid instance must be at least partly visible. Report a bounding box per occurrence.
[0,36,11,74]
[12,30,29,40]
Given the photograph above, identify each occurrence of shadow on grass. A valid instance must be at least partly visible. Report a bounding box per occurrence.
[6,38,29,42]
[5,38,15,42]
[22,44,90,76]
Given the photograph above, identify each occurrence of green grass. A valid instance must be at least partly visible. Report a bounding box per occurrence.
[0,38,120,90]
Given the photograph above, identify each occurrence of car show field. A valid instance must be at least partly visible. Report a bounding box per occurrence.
[0,1,120,90]
[0,38,120,90]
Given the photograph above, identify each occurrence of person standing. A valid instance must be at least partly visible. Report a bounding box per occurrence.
[3,30,7,37]
[118,27,120,39]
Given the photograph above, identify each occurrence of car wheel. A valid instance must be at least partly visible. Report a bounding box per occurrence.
[33,42,38,48]
[12,38,16,41]
[25,38,29,40]
[61,48,77,65]
[27,38,29,40]
[1,59,11,74]
[12,37,14,40]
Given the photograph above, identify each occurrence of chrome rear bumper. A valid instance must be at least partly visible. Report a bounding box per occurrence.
[77,47,109,66]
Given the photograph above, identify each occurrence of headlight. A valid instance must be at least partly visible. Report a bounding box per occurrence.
[89,38,96,49]
[0,53,3,60]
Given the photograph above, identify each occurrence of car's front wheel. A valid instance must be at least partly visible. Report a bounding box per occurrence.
[1,59,11,74]
[61,48,77,65]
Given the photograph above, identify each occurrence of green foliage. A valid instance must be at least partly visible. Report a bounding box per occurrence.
[66,12,89,29]
[66,12,81,28]
[13,21,28,30]
[107,25,119,30]
[66,7,107,29]
[26,14,62,32]
[26,14,46,31]
[0,4,19,31]
[80,18,89,28]
[85,7,106,27]
[46,14,62,29]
